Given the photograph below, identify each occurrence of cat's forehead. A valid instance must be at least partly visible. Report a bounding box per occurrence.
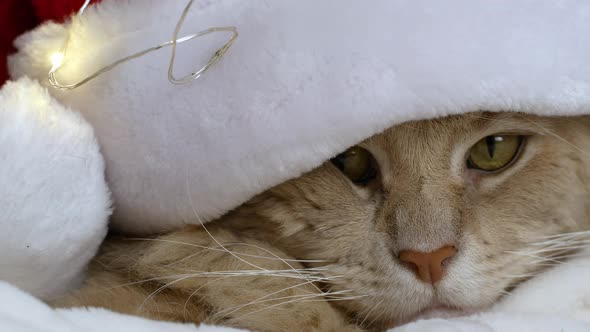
[365,112,536,154]
[358,111,554,178]
[381,112,497,142]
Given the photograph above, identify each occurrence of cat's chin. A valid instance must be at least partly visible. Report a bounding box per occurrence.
[397,305,480,327]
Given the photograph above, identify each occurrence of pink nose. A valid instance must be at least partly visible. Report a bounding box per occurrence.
[398,246,457,285]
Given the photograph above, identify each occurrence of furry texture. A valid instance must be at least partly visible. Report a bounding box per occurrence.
[0,78,111,299]
[9,0,590,234]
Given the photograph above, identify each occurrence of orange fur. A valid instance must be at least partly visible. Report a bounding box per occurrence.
[54,112,590,331]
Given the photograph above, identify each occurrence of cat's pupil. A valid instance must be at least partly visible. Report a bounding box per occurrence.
[486,136,496,158]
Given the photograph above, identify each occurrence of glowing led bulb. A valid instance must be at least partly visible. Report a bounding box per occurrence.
[50,52,65,71]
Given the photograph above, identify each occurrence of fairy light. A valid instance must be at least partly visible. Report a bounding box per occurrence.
[50,52,64,71]
[48,0,238,90]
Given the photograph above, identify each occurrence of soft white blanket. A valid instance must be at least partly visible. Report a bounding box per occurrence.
[3,0,590,331]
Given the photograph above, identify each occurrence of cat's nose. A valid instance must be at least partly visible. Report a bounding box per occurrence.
[398,246,457,285]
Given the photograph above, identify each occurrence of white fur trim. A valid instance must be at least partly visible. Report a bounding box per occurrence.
[0,78,111,299]
[10,0,590,234]
[0,281,244,332]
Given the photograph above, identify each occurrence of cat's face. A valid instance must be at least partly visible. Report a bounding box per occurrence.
[225,112,590,328]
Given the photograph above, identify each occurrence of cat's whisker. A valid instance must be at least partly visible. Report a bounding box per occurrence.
[529,242,585,250]
[171,270,329,281]
[107,273,205,289]
[359,297,383,327]
[294,294,370,303]
[525,118,590,157]
[503,249,590,269]
[107,268,335,292]
[174,260,311,277]
[367,299,390,328]
[213,240,329,295]
[126,238,329,266]
[531,236,590,245]
[524,252,590,265]
[353,300,373,324]
[540,251,590,261]
[535,230,590,240]
[525,262,575,269]
[504,251,549,262]
[217,288,351,320]
[496,270,548,279]
[349,289,377,323]
[164,248,212,267]
[505,244,590,257]
[211,292,320,322]
[505,250,566,262]
[222,242,330,263]
[185,177,269,273]
[138,275,194,312]
[211,276,346,320]
[233,293,371,323]
[534,236,590,243]
[185,176,326,295]
[126,237,216,249]
[183,275,233,320]
[138,270,343,314]
[200,272,330,282]
[165,264,330,274]
[224,291,368,323]
[528,241,590,251]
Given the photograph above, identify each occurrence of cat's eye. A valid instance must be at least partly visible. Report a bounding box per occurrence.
[467,135,524,172]
[331,146,377,185]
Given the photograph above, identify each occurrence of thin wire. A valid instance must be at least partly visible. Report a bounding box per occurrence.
[78,0,92,15]
[48,0,238,90]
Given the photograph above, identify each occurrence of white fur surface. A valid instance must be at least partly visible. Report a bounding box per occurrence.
[0,78,111,300]
[391,312,590,332]
[9,0,590,234]
[0,281,244,332]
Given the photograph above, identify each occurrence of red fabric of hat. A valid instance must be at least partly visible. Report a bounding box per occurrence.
[0,0,101,86]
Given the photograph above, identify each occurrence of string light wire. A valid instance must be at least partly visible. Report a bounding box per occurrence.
[48,0,238,90]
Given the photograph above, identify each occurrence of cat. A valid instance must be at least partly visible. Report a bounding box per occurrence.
[52,111,590,331]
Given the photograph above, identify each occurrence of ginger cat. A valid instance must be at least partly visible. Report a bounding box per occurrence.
[54,112,590,331]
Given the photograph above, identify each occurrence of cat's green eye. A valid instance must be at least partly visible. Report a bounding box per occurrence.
[331,146,377,185]
[467,135,524,172]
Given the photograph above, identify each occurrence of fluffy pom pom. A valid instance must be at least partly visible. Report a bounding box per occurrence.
[0,77,111,299]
